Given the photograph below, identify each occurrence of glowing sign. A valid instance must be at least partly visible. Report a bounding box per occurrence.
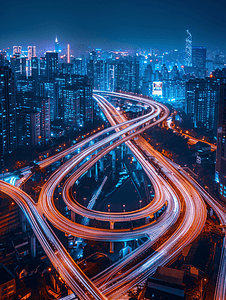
[152,82,163,96]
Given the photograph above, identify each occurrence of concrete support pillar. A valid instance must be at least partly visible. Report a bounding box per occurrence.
[95,162,98,180]
[112,150,116,181]
[20,211,27,232]
[71,210,76,222]
[137,161,142,170]
[110,221,114,253]
[88,168,92,177]
[110,141,114,155]
[100,158,104,172]
[120,144,124,170]
[30,235,36,258]
[123,241,127,248]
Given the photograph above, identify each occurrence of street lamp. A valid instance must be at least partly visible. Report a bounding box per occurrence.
[123,204,125,213]
[200,277,207,300]
[139,200,142,209]
[83,197,87,207]
[108,204,111,212]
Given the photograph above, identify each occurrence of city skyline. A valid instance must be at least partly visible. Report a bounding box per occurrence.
[1,0,226,52]
[1,1,226,299]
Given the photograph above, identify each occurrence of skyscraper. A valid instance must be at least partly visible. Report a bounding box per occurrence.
[185,30,192,67]
[216,84,226,200]
[0,67,17,167]
[71,75,93,125]
[63,86,80,127]
[27,46,36,60]
[40,98,51,144]
[185,78,219,133]
[45,52,58,80]
[13,46,22,55]
[192,46,206,77]
[17,109,40,147]
[55,36,59,53]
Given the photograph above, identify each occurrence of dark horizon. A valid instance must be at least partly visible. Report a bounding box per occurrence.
[1,0,226,53]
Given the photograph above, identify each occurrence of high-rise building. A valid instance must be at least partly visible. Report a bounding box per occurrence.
[192,46,206,77]
[71,58,83,75]
[185,78,220,134]
[0,52,7,67]
[45,52,58,80]
[55,36,59,53]
[0,67,17,167]
[20,57,27,78]
[40,98,51,144]
[63,86,80,127]
[216,84,226,200]
[27,46,36,60]
[30,56,39,79]
[114,59,139,93]
[17,109,40,147]
[39,57,46,77]
[71,75,93,125]
[37,79,58,121]
[185,30,192,67]
[10,54,21,79]
[13,46,22,55]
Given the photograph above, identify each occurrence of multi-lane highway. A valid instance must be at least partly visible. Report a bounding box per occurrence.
[0,91,225,299]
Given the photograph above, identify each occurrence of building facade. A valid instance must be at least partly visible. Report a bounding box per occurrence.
[216,84,226,200]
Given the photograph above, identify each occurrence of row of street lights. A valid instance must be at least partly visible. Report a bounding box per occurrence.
[107,200,143,213]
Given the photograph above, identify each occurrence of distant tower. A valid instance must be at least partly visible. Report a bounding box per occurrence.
[55,36,59,53]
[27,46,36,60]
[185,30,192,67]
[67,44,70,63]
[13,46,22,55]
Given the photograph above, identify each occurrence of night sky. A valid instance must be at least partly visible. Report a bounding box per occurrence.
[1,0,226,52]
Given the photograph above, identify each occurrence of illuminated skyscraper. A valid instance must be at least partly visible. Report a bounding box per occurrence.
[27,46,36,60]
[55,36,59,53]
[192,46,206,77]
[216,84,226,199]
[0,67,17,167]
[13,46,22,55]
[45,52,58,80]
[71,75,93,125]
[185,30,192,67]
[63,86,80,127]
[17,109,40,147]
[185,78,219,133]
[41,98,51,144]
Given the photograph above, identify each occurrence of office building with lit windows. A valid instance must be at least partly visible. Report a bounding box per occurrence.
[17,109,40,147]
[71,75,93,126]
[192,46,207,77]
[216,84,226,200]
[13,46,22,55]
[45,52,58,80]
[40,98,51,144]
[0,67,17,167]
[63,86,80,127]
[27,46,36,60]
[185,78,220,134]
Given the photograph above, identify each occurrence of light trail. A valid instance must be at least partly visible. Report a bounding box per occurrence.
[3,91,224,299]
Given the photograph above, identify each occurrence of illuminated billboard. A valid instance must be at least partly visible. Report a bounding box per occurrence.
[152,81,163,96]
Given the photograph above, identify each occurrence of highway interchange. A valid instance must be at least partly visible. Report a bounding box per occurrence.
[0,91,225,299]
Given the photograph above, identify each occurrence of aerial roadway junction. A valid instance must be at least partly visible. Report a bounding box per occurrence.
[0,91,225,300]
